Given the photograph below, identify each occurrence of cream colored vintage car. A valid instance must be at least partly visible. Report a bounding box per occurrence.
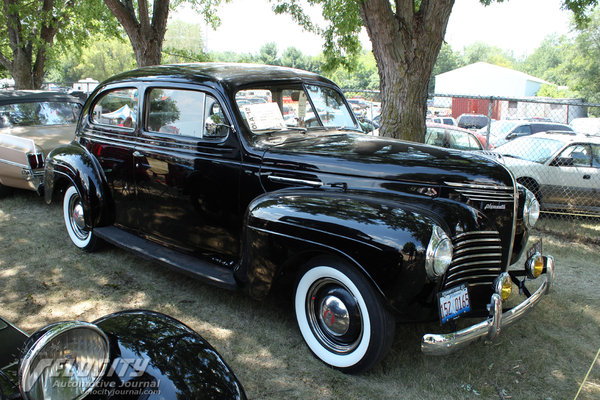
[0,91,83,195]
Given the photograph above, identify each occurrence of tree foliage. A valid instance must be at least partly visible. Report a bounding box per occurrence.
[0,0,116,88]
[104,0,225,67]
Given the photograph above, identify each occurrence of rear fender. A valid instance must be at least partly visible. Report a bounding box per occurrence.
[240,189,445,313]
[44,142,112,228]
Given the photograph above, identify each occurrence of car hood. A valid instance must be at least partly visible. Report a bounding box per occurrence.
[259,132,514,187]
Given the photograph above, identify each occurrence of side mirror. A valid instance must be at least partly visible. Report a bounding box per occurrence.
[205,120,232,138]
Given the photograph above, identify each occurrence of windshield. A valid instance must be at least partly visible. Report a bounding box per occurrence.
[235,84,358,135]
[495,136,565,163]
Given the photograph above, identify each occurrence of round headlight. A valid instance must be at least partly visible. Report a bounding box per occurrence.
[425,225,453,279]
[523,187,540,228]
[19,321,109,400]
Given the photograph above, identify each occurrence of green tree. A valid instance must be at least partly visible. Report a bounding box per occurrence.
[428,43,460,93]
[461,42,516,68]
[281,46,303,68]
[0,0,116,89]
[522,34,573,86]
[568,6,600,102]
[257,42,280,65]
[273,0,597,142]
[104,0,224,67]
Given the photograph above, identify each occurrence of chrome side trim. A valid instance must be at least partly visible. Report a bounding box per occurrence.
[444,181,513,191]
[421,256,555,355]
[0,158,28,169]
[268,175,323,187]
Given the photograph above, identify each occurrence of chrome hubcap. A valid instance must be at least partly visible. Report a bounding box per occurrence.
[68,194,88,240]
[72,203,86,230]
[306,278,363,354]
[319,295,350,336]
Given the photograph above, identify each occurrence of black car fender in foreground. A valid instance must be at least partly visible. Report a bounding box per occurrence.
[0,310,246,400]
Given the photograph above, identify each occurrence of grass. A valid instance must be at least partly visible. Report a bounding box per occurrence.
[1,191,599,399]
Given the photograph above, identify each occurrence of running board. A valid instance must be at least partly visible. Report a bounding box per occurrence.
[94,226,239,291]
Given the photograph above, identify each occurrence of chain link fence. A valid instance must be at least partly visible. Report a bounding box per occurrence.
[344,90,600,225]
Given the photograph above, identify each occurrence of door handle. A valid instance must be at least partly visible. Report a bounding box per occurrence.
[133,151,144,158]
[583,175,591,180]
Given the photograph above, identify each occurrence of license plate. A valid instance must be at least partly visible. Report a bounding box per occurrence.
[438,284,471,324]
[526,238,543,260]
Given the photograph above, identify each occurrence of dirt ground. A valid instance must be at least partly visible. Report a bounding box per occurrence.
[1,191,599,399]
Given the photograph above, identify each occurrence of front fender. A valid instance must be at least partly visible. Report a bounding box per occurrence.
[44,141,112,228]
[241,189,445,316]
[92,310,246,400]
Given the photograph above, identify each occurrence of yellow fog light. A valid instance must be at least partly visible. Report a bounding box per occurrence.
[494,273,512,301]
[526,253,545,279]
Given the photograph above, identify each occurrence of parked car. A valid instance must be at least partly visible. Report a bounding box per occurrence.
[491,132,600,214]
[482,119,574,148]
[0,91,83,195]
[44,63,555,373]
[425,123,483,150]
[456,113,489,130]
[428,116,457,126]
[0,310,246,399]
[570,117,600,136]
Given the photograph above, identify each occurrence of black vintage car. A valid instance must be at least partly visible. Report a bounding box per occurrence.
[0,310,246,399]
[44,63,555,373]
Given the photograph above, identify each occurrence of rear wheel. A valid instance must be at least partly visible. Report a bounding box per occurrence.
[294,257,395,373]
[63,185,99,251]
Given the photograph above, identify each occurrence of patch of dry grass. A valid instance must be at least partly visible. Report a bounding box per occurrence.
[1,191,599,399]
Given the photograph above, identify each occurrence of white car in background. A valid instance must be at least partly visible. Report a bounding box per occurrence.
[570,117,600,136]
[492,132,600,215]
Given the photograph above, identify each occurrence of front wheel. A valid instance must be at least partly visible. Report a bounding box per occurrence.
[63,185,99,251]
[294,258,395,373]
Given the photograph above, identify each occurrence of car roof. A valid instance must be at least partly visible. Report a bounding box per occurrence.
[100,63,335,92]
[426,122,473,134]
[0,90,84,105]
[527,131,600,145]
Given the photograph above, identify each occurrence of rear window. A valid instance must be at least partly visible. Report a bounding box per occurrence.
[0,101,81,128]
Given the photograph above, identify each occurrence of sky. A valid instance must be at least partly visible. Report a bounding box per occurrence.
[174,0,575,57]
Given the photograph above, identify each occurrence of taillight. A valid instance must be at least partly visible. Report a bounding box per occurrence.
[27,153,44,169]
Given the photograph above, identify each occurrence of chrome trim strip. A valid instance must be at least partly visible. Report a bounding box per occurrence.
[268,175,323,187]
[454,231,498,239]
[453,245,502,256]
[0,158,28,169]
[444,181,513,191]
[454,238,501,248]
[447,260,502,269]
[422,256,554,355]
[444,274,503,286]
[451,252,502,264]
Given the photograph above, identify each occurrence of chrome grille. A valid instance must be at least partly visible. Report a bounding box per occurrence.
[445,181,514,203]
[443,231,502,289]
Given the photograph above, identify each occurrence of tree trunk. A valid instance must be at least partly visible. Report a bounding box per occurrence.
[359,0,454,142]
[104,0,169,67]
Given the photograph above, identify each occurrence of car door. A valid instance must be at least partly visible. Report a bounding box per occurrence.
[544,144,598,210]
[134,85,242,260]
[84,86,139,228]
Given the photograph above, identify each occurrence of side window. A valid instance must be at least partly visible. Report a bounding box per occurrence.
[146,89,229,139]
[204,94,229,138]
[146,88,204,137]
[512,125,531,135]
[592,145,600,168]
[92,88,138,128]
[558,144,592,167]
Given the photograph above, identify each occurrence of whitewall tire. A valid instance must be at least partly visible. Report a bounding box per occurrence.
[294,258,395,373]
[63,185,98,251]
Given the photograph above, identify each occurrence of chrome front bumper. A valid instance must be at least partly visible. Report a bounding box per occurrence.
[421,256,555,355]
